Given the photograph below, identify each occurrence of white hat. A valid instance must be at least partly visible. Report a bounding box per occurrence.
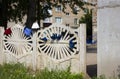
[32,22,40,29]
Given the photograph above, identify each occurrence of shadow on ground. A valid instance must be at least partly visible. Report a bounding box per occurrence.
[87,64,97,77]
[86,44,97,78]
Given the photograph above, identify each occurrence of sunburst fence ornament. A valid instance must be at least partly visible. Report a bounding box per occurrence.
[37,24,78,60]
[3,25,33,58]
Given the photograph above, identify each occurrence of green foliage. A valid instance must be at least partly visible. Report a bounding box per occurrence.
[1,0,93,28]
[92,75,106,79]
[79,8,92,39]
[2,0,90,22]
[6,0,28,23]
[37,67,84,79]
[0,63,84,79]
[0,63,32,79]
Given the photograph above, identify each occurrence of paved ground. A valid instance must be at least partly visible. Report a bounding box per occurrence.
[86,44,97,77]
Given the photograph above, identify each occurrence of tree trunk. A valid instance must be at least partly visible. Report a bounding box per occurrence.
[37,0,40,26]
[26,0,36,28]
[1,0,8,29]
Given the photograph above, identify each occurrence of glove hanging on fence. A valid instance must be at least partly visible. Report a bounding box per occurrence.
[41,37,48,42]
[51,33,62,40]
[51,33,57,40]
[4,28,12,35]
[23,27,32,37]
[69,39,75,49]
[56,34,61,40]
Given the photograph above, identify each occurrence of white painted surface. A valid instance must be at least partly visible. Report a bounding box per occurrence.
[0,27,4,64]
[79,24,86,73]
[0,23,86,73]
[98,0,120,77]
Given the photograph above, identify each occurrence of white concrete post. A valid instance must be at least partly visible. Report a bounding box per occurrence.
[32,31,37,71]
[98,0,120,77]
[79,24,86,73]
[0,27,4,64]
[40,20,43,29]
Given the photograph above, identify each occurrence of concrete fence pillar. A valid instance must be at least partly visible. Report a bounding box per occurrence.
[79,24,86,73]
[0,27,4,64]
[32,31,37,71]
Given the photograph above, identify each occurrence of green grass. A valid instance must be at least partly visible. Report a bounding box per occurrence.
[91,75,106,79]
[0,63,84,79]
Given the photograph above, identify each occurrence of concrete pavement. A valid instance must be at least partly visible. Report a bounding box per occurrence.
[86,44,97,77]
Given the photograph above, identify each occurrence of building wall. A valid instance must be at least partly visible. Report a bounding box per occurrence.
[92,0,97,42]
[51,4,84,28]
[43,1,96,28]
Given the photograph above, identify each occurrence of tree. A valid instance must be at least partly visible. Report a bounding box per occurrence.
[79,8,93,43]
[0,0,93,29]
[0,0,28,29]
[0,0,8,29]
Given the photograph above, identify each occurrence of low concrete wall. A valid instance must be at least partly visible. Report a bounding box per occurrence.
[0,24,86,74]
[98,0,120,78]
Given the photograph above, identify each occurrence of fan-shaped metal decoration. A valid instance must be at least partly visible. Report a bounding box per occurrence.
[37,24,78,60]
[3,25,33,58]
